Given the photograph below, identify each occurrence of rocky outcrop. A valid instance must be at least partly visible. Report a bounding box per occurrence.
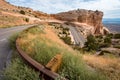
[101,48,120,57]
[53,9,108,35]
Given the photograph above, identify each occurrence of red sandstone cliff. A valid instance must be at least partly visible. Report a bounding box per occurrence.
[52,9,108,35]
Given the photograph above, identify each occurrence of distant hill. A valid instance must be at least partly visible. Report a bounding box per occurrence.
[103,18,120,24]
[0,0,49,28]
[103,18,120,33]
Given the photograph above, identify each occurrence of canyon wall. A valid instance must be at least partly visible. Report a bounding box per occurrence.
[53,9,108,35]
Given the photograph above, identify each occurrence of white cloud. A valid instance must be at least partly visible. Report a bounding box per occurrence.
[6,0,120,18]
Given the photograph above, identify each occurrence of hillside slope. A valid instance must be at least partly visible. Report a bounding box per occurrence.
[16,24,106,80]
[0,0,50,28]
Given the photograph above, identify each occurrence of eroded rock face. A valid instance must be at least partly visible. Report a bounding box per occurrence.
[53,9,106,35]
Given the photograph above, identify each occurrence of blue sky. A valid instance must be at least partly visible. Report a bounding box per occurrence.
[6,0,120,18]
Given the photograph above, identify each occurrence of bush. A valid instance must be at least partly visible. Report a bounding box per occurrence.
[63,27,69,31]
[104,37,111,44]
[20,10,25,15]
[61,36,71,45]
[99,43,111,48]
[85,35,99,51]
[114,33,120,39]
[113,45,120,49]
[25,18,29,22]
[95,35,103,39]
[106,33,113,38]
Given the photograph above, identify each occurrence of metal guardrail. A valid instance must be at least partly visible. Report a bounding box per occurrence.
[16,39,66,80]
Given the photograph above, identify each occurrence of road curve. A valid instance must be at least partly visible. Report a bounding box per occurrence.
[62,24,86,48]
[0,25,35,75]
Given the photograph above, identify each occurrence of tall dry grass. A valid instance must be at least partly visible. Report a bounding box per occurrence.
[17,25,107,80]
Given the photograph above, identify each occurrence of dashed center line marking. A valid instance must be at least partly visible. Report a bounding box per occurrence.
[0,38,6,42]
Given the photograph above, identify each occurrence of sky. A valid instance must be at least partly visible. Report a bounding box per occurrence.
[6,0,120,18]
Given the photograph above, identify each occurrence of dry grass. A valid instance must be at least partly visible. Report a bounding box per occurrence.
[83,54,120,80]
[0,10,40,28]
[40,24,76,53]
[0,12,28,28]
[17,25,106,80]
[17,25,120,80]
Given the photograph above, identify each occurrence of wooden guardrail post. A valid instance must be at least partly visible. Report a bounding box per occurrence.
[46,54,62,72]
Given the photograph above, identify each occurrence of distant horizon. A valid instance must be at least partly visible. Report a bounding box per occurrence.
[103,18,120,19]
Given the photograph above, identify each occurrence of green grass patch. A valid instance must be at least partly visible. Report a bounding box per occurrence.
[3,51,39,80]
[8,33,19,49]
[18,25,107,80]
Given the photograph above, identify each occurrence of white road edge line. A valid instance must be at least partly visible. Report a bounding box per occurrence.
[0,28,25,35]
[0,39,6,42]
[6,50,13,67]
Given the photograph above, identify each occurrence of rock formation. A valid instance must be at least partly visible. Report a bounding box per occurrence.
[53,9,109,35]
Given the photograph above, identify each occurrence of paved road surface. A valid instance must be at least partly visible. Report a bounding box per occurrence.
[0,25,35,77]
[62,24,86,47]
[69,26,86,47]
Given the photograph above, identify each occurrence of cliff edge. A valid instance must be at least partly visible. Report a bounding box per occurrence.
[53,9,109,35]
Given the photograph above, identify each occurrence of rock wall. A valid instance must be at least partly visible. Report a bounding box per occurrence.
[53,9,106,35]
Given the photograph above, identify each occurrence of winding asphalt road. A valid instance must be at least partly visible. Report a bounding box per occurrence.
[0,25,34,76]
[0,21,86,79]
[62,24,86,48]
[69,26,86,47]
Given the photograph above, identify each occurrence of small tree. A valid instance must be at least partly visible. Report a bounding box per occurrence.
[85,35,98,51]
[114,33,120,39]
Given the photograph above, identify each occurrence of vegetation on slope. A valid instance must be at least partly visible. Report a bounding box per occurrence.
[17,24,106,80]
[3,33,39,80]
[83,54,120,80]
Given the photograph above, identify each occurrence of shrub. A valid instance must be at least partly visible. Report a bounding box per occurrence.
[106,33,113,38]
[85,35,99,51]
[99,43,111,48]
[114,33,120,39]
[61,36,71,45]
[113,45,120,49]
[25,18,29,22]
[63,27,69,31]
[104,37,111,44]
[20,10,25,15]
[95,35,103,39]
